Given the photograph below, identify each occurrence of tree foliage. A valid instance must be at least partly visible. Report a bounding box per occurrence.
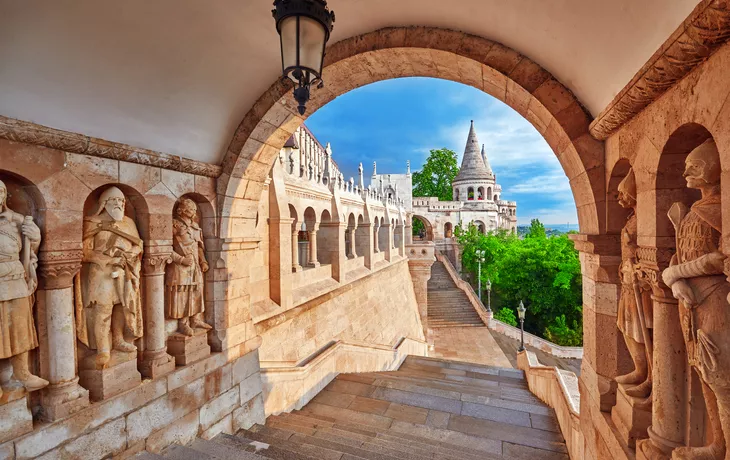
[494,308,517,327]
[412,148,459,201]
[455,219,583,346]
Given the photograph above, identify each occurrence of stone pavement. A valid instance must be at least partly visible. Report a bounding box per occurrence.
[430,326,513,369]
[140,355,568,459]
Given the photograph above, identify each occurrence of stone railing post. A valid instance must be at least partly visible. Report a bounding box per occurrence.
[407,242,436,346]
[37,251,90,421]
[268,217,294,310]
[139,250,176,379]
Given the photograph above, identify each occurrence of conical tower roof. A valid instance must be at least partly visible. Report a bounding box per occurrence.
[481,144,493,174]
[454,121,492,183]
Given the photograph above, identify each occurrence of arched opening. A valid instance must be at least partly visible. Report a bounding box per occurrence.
[346,213,357,259]
[302,207,318,267]
[487,187,493,201]
[355,214,368,259]
[467,187,475,201]
[289,204,302,272]
[444,222,453,239]
[474,220,486,234]
[378,216,388,253]
[454,188,460,201]
[477,187,484,200]
[412,215,434,241]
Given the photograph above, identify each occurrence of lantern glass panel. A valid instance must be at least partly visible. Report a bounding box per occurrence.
[299,16,326,78]
[280,16,298,81]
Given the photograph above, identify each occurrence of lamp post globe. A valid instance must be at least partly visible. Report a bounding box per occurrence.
[272,0,335,115]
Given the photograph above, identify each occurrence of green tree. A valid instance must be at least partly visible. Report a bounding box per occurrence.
[412,148,459,201]
[493,308,517,327]
[455,219,583,346]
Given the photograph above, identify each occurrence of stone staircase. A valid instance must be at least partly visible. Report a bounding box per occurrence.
[427,261,484,327]
[138,356,568,459]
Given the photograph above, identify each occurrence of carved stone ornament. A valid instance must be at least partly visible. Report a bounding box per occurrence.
[0,179,49,400]
[166,198,212,336]
[142,253,172,276]
[660,139,729,459]
[38,251,83,290]
[76,186,144,370]
[590,0,730,140]
[0,115,222,178]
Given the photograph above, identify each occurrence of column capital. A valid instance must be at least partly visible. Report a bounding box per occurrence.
[142,253,172,276]
[635,245,674,300]
[38,250,83,290]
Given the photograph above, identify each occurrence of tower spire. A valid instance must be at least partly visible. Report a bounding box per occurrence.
[453,121,492,183]
[481,144,492,174]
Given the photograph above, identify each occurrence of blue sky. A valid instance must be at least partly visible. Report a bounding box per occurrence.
[306,77,577,226]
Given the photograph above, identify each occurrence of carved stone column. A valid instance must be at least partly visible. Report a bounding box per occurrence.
[407,243,436,347]
[348,226,357,259]
[292,230,302,272]
[139,252,176,379]
[307,224,320,268]
[37,252,90,421]
[636,248,686,460]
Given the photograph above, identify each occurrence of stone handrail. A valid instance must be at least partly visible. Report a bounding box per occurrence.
[435,251,583,359]
[517,351,583,459]
[259,337,428,416]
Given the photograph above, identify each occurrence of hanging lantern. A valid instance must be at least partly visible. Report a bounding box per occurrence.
[272,0,335,115]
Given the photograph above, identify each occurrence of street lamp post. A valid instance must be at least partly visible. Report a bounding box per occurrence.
[486,278,492,314]
[517,300,526,352]
[476,250,485,306]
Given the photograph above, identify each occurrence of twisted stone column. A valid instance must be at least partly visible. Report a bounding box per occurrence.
[139,252,176,379]
[37,252,89,421]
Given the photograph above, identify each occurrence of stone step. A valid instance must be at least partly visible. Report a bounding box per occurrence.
[188,438,270,460]
[245,425,380,459]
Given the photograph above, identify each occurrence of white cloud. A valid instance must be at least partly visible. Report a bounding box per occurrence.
[518,206,579,226]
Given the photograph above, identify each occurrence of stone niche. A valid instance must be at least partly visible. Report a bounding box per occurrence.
[0,143,265,459]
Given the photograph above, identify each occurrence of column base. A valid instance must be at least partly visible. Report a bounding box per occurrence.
[40,378,90,421]
[611,383,651,448]
[79,352,141,402]
[307,262,321,268]
[636,427,683,460]
[0,394,33,444]
[347,254,356,260]
[139,349,176,379]
[292,264,303,273]
[167,329,211,366]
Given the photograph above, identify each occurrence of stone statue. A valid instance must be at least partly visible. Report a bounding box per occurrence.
[76,186,143,369]
[166,198,211,336]
[0,180,48,397]
[614,168,653,399]
[661,139,729,460]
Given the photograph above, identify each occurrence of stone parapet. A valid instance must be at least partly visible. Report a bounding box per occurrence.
[260,337,428,416]
[517,351,584,460]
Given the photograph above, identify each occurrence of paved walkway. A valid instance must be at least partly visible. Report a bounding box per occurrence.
[430,327,513,369]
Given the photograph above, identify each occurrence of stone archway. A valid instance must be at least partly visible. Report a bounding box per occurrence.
[218,26,604,240]
[412,214,434,241]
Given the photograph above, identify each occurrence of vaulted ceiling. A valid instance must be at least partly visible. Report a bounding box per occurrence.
[0,0,699,164]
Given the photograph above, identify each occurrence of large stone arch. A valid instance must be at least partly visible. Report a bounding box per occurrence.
[218,26,604,239]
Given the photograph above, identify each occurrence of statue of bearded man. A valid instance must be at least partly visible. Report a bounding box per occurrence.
[76,186,143,370]
[0,179,48,397]
[166,198,211,336]
[662,139,730,460]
